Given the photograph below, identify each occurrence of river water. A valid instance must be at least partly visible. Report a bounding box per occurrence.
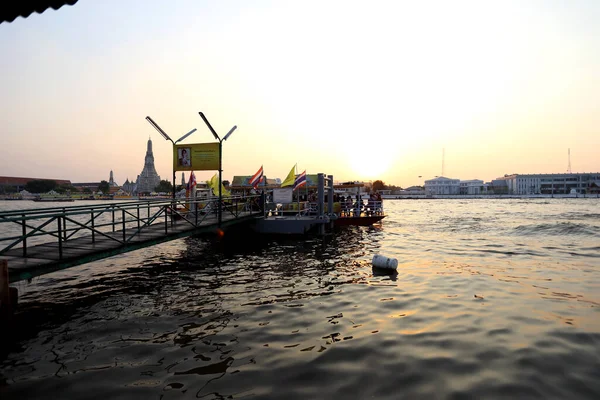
[1,199,599,399]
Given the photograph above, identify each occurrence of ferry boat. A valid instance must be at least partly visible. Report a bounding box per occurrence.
[231,174,386,234]
[256,196,385,233]
[331,184,386,226]
[334,208,385,226]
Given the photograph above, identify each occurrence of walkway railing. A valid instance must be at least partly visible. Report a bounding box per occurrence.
[0,195,262,260]
[338,200,384,217]
[261,200,385,217]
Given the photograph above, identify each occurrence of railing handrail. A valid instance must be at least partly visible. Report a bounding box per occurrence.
[0,195,255,221]
[0,195,263,257]
[0,198,166,216]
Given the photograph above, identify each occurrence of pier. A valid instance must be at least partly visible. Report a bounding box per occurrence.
[0,196,262,284]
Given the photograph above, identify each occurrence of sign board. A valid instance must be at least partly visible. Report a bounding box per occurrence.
[273,188,293,204]
[173,143,220,171]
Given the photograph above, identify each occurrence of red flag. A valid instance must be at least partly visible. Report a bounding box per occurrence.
[187,171,197,191]
[293,170,306,191]
[250,165,263,189]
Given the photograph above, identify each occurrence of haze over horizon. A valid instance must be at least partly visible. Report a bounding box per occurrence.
[1,0,598,187]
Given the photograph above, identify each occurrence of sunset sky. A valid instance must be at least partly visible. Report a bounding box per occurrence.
[1,0,598,187]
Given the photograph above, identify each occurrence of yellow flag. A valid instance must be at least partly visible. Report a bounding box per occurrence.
[206,174,215,193]
[209,173,231,197]
[281,164,296,187]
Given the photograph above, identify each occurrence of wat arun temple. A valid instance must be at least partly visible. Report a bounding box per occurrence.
[122,138,161,194]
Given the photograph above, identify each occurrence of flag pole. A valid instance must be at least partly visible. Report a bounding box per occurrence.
[305,168,308,213]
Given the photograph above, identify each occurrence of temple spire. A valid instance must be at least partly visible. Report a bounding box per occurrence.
[108,170,118,186]
[136,137,161,194]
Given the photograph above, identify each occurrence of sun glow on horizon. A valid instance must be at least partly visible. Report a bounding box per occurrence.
[348,156,394,182]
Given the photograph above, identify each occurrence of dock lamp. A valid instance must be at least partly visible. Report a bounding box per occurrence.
[198,112,237,226]
[145,116,197,199]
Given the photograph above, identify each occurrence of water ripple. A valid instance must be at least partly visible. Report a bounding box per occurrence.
[1,199,600,399]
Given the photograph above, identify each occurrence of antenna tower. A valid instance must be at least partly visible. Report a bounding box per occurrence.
[441,148,445,177]
[568,148,571,174]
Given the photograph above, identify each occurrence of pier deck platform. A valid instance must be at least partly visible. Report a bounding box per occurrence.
[0,197,262,283]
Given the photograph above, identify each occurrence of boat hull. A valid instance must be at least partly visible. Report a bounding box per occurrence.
[253,216,329,234]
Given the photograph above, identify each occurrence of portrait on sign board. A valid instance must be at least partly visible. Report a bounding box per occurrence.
[174,143,219,171]
[178,148,191,167]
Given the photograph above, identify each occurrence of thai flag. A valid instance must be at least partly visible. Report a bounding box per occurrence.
[294,170,306,191]
[187,171,196,191]
[250,165,263,189]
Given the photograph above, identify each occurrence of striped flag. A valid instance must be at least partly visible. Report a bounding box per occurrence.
[293,170,306,191]
[187,171,197,191]
[250,165,263,189]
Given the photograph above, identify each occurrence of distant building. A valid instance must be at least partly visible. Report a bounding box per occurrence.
[181,172,186,187]
[74,171,120,193]
[497,173,600,195]
[401,186,426,195]
[489,178,509,194]
[122,178,135,194]
[0,176,71,193]
[72,182,100,192]
[135,138,161,194]
[424,176,460,195]
[459,179,486,195]
[230,175,279,191]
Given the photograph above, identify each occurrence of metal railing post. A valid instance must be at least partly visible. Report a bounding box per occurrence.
[21,214,27,257]
[91,211,95,243]
[57,217,63,259]
[112,206,115,232]
[171,199,175,227]
[122,209,126,242]
[164,205,168,233]
[137,204,140,232]
[62,208,67,242]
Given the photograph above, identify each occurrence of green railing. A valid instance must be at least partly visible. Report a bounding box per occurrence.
[0,195,262,260]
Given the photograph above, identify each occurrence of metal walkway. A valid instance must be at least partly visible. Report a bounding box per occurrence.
[0,196,262,283]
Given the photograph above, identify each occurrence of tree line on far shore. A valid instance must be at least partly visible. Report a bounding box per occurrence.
[372,180,405,192]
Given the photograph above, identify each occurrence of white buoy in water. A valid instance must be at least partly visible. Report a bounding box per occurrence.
[372,254,398,270]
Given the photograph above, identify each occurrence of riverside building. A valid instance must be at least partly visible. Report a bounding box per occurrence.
[496,173,600,195]
[459,179,486,195]
[424,177,460,195]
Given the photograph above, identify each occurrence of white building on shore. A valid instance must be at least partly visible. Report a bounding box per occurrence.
[496,173,600,195]
[459,179,486,195]
[424,177,460,195]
